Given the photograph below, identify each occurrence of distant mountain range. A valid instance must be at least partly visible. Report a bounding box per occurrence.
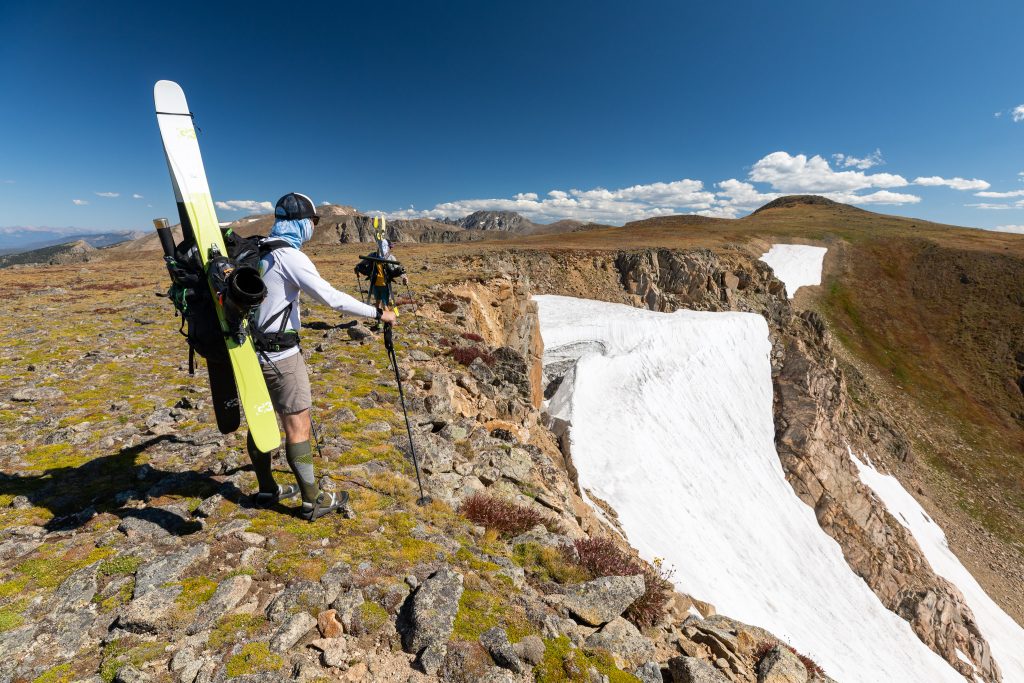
[0,228,143,255]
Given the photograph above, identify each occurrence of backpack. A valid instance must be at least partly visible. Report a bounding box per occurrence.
[165,230,289,374]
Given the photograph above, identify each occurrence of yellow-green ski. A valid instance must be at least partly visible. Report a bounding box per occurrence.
[154,80,280,453]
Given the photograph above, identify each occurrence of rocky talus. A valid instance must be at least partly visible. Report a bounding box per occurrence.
[1,258,837,683]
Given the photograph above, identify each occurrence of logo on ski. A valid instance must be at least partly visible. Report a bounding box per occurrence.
[255,401,274,414]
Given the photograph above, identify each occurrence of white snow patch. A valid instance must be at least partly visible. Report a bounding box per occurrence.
[759,244,827,298]
[537,295,963,683]
[852,451,1024,681]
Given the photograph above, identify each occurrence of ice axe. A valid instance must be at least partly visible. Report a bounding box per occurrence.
[383,321,431,506]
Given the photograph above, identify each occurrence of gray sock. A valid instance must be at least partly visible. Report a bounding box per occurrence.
[246,432,277,494]
[285,440,319,504]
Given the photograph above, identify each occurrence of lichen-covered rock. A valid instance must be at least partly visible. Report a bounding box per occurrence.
[584,616,655,668]
[270,611,316,652]
[560,574,645,626]
[756,645,808,683]
[134,543,209,597]
[265,580,327,623]
[479,627,524,674]
[399,567,464,674]
[119,585,182,633]
[53,562,99,612]
[669,656,730,683]
[186,574,252,635]
[633,661,663,683]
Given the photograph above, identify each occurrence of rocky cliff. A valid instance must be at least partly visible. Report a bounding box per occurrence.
[453,246,998,681]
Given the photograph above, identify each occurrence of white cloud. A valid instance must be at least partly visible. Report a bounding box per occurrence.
[974,189,1024,198]
[748,152,908,193]
[833,149,884,170]
[993,225,1024,234]
[72,199,89,206]
[1013,105,1024,123]
[385,179,715,225]
[1,179,13,184]
[715,179,780,212]
[827,190,922,205]
[995,112,1003,118]
[132,193,144,199]
[966,202,1020,210]
[94,191,120,198]
[913,176,990,191]
[215,199,273,213]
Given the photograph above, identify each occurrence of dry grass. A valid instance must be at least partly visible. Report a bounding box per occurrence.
[570,536,674,628]
[458,493,561,537]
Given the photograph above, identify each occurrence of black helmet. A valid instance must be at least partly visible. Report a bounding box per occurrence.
[275,192,319,224]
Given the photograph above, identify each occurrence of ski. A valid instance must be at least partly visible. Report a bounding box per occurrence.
[207,358,241,433]
[154,80,280,453]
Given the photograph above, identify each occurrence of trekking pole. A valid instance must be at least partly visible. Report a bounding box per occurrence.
[383,322,431,506]
[309,412,325,460]
[354,271,367,305]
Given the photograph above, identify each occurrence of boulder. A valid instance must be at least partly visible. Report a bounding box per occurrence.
[11,386,64,401]
[134,543,209,598]
[585,616,656,668]
[186,574,252,634]
[756,645,808,683]
[479,627,524,674]
[669,656,730,683]
[633,661,664,683]
[561,574,645,626]
[513,635,546,666]
[399,567,464,674]
[53,562,99,612]
[270,611,316,652]
[266,580,327,623]
[119,585,182,633]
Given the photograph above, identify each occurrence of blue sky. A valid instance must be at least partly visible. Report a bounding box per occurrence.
[1,0,1023,234]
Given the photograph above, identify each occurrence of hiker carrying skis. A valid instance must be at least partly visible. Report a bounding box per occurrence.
[247,192,396,521]
[354,235,406,330]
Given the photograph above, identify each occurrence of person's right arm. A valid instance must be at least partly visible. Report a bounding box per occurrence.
[285,250,379,319]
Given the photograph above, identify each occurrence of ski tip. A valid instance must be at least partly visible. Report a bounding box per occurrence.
[154,80,189,114]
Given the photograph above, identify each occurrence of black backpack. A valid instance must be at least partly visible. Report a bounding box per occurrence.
[165,230,290,374]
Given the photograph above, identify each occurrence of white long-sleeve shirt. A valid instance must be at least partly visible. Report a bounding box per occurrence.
[256,246,377,363]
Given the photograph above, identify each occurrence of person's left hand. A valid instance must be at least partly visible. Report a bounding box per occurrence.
[380,310,397,324]
[401,275,409,286]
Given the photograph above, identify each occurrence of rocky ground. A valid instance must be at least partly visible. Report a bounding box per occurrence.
[0,253,839,683]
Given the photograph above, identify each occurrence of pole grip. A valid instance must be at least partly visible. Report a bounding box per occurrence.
[152,218,176,259]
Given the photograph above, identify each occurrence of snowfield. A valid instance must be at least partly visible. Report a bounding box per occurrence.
[537,295,965,683]
[759,244,827,298]
[853,452,1024,681]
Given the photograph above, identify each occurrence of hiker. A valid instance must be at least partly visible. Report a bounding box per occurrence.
[354,235,407,331]
[247,192,396,521]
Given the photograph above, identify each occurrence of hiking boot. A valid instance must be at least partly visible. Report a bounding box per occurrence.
[302,490,349,522]
[253,484,300,508]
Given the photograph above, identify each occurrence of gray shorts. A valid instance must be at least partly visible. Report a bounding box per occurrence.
[261,352,312,414]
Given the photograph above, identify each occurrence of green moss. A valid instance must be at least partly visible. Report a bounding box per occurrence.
[225,643,285,678]
[512,542,590,585]
[175,576,218,610]
[95,577,135,611]
[455,546,501,573]
[0,576,29,599]
[452,587,531,642]
[99,555,142,576]
[210,613,267,650]
[17,545,112,588]
[0,601,27,632]
[32,664,73,683]
[98,638,169,683]
[23,443,91,470]
[357,601,389,633]
[535,636,640,682]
